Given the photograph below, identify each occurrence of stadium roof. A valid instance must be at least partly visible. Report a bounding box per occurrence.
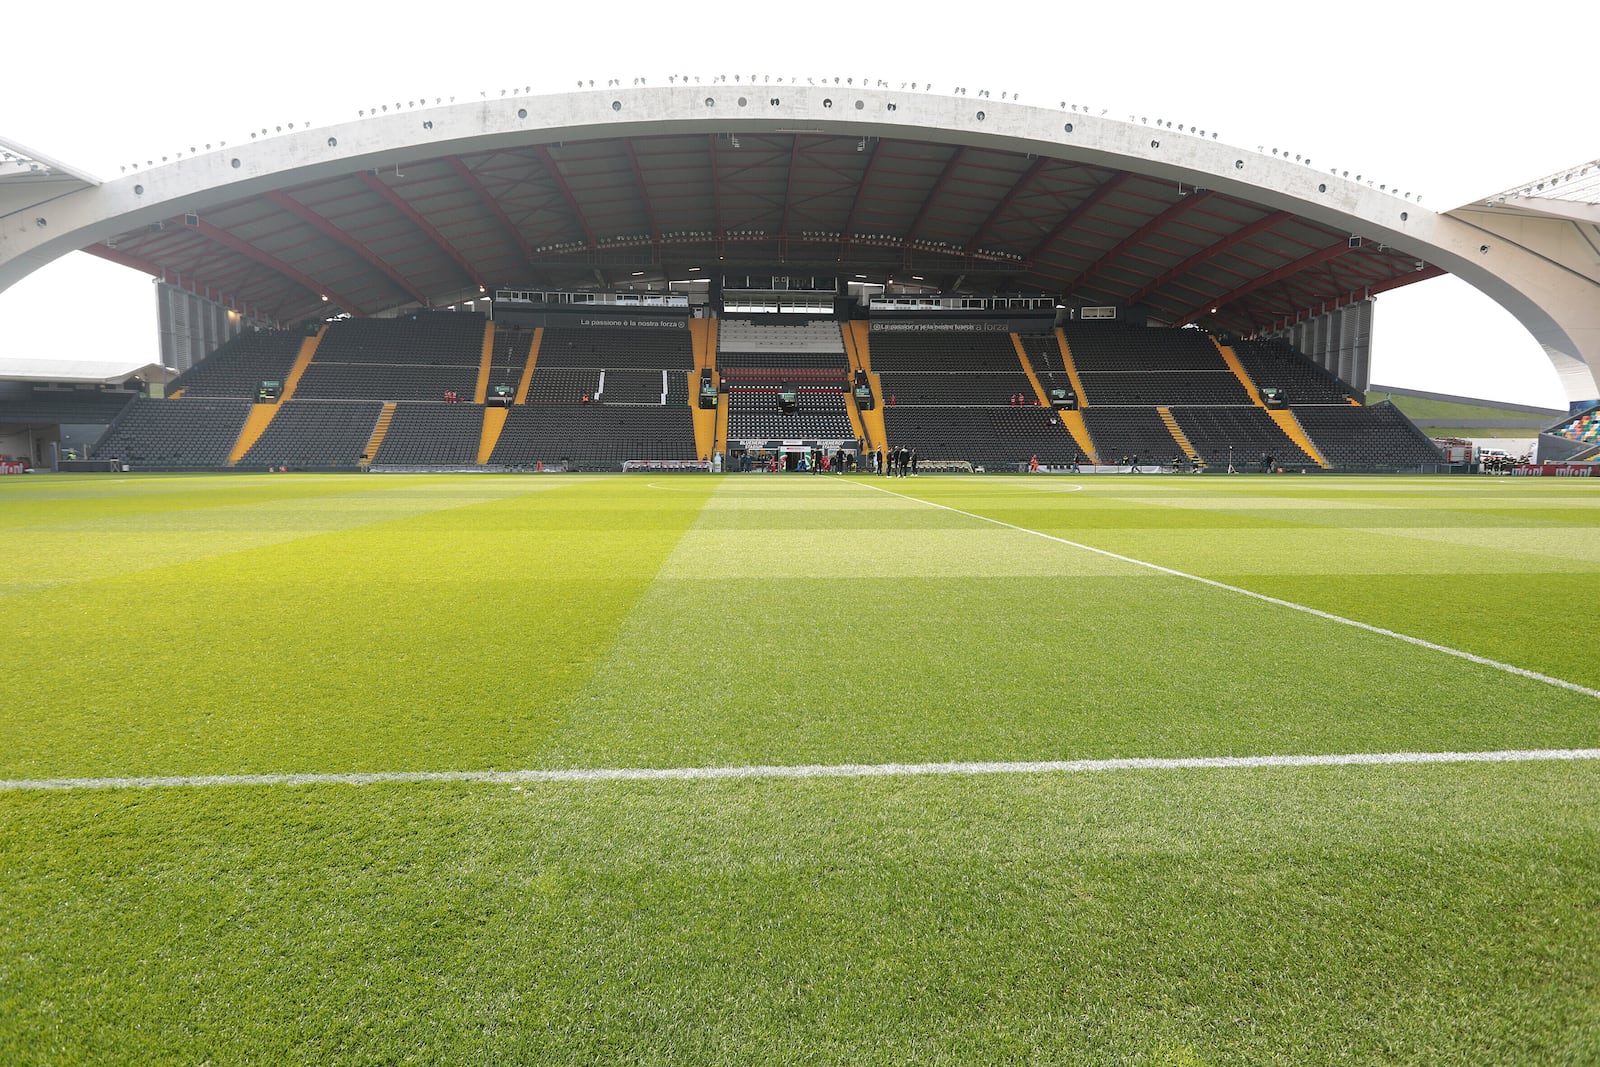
[76,126,1442,336]
[5,85,1599,408]
[0,358,174,386]
[1475,159,1600,223]
[0,136,100,214]
[0,88,1453,337]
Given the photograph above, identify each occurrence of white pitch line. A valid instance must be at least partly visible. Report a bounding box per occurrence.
[854,479,1600,700]
[4,748,1599,792]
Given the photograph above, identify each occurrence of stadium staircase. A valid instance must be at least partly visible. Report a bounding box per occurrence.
[1043,330,1100,462]
[844,387,869,448]
[514,327,543,404]
[227,405,282,466]
[690,319,720,459]
[224,326,326,465]
[1213,339,1264,406]
[1267,410,1329,468]
[843,322,888,450]
[360,404,398,468]
[477,408,508,464]
[1011,335,1051,407]
[473,321,497,404]
[1157,408,1199,463]
[1022,331,1098,462]
[282,329,323,397]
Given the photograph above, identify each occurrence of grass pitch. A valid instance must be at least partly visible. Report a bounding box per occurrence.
[2,472,1598,1063]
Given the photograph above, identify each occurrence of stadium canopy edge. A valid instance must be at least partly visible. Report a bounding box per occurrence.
[0,86,1594,402]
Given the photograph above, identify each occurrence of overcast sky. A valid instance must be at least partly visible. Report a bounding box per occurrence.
[1,1,1589,408]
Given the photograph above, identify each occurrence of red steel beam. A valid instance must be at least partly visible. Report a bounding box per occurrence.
[1263,264,1447,333]
[191,219,363,314]
[1064,191,1212,298]
[1175,240,1355,326]
[83,244,271,323]
[621,141,661,244]
[82,243,162,278]
[906,147,968,242]
[357,172,480,287]
[708,134,725,242]
[1125,210,1295,307]
[1024,171,1133,264]
[839,138,885,242]
[777,136,804,242]
[447,156,535,264]
[264,190,429,307]
[963,156,1049,255]
[534,145,597,249]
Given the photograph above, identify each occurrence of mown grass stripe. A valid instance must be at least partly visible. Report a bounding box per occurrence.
[4,748,1598,792]
[857,479,1600,700]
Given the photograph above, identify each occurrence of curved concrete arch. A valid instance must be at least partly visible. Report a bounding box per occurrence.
[3,85,1594,402]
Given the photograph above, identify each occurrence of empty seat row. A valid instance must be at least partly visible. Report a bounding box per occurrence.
[719,318,845,354]
[1076,371,1253,406]
[313,313,487,366]
[1062,324,1228,372]
[536,327,694,370]
[169,331,305,398]
[487,407,698,470]
[867,332,1022,373]
[239,400,383,469]
[875,371,1037,407]
[374,403,484,465]
[882,407,1084,469]
[90,398,250,469]
[1231,338,1359,404]
[294,363,478,401]
[1293,404,1443,470]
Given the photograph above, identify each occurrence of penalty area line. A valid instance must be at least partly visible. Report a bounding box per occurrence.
[3,748,1600,792]
[852,480,1600,701]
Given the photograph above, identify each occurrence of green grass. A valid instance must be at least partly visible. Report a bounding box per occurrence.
[1365,392,1556,423]
[2,472,1599,1062]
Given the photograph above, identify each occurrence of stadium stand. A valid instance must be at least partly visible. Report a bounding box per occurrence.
[1292,402,1442,470]
[167,330,305,398]
[1080,408,1180,466]
[536,327,694,370]
[294,362,479,402]
[726,382,854,442]
[1551,406,1600,445]
[310,313,486,365]
[373,402,484,465]
[885,405,1085,470]
[238,400,384,470]
[1171,407,1315,469]
[1064,324,1252,407]
[91,397,251,469]
[721,318,854,445]
[1231,338,1360,405]
[866,330,1054,463]
[527,367,602,405]
[488,406,696,470]
[719,318,845,358]
[596,368,675,405]
[82,308,1443,473]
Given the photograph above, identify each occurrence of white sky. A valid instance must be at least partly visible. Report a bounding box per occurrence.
[1,1,1590,408]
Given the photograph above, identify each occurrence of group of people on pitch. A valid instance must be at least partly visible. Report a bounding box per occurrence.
[875,447,918,477]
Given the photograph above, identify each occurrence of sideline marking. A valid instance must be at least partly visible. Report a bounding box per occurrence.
[4,748,1598,792]
[855,480,1600,700]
